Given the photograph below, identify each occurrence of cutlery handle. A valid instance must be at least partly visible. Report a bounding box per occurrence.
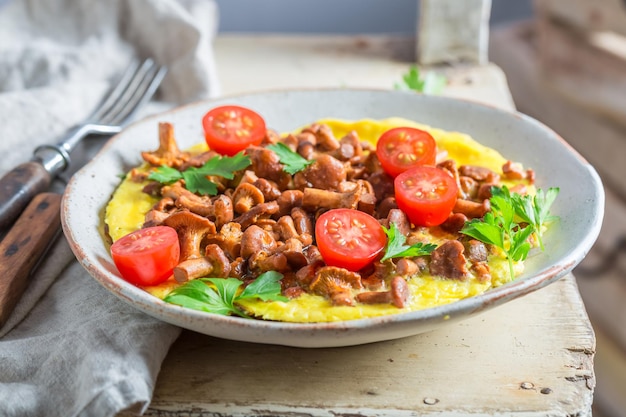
[0,162,53,230]
[0,192,62,327]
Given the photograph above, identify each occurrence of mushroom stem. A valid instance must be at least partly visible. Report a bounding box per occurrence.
[141,122,190,168]
[453,198,490,219]
[174,258,214,282]
[302,187,360,210]
[173,244,231,282]
[355,276,409,308]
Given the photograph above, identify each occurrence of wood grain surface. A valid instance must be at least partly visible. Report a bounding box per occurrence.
[0,192,62,326]
[0,162,52,230]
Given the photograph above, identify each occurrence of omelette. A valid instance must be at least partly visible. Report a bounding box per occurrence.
[105,117,538,322]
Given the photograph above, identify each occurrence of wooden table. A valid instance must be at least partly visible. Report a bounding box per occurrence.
[135,35,596,416]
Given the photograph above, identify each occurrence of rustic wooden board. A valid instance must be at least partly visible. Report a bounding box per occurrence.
[143,275,592,417]
[212,35,515,110]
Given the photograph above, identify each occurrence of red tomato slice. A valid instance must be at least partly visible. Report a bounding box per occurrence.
[376,127,437,177]
[315,209,387,272]
[110,226,180,286]
[394,166,458,227]
[202,105,266,156]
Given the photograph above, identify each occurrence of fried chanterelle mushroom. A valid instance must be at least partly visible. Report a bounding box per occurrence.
[121,118,538,312]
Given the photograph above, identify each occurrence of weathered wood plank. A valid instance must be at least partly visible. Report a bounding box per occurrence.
[143,276,592,417]
[213,35,514,110]
[535,0,626,37]
[535,13,626,129]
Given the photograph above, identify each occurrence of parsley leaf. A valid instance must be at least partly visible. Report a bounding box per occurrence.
[163,271,288,318]
[508,187,560,250]
[394,65,447,95]
[148,165,182,184]
[380,222,437,262]
[461,186,559,279]
[267,143,315,175]
[148,152,251,196]
[198,152,251,179]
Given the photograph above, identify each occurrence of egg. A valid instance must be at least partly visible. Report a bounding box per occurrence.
[104,117,530,322]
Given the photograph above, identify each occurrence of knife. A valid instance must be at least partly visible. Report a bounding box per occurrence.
[0,192,62,327]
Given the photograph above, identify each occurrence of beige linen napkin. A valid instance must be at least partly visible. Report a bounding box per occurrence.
[0,0,219,415]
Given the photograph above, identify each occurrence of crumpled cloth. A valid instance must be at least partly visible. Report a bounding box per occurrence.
[0,0,219,416]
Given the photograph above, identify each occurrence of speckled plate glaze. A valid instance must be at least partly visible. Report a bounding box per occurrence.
[61,89,604,348]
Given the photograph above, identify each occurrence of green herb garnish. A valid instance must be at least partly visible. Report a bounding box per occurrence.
[507,187,560,251]
[267,142,315,175]
[394,65,447,95]
[380,222,437,262]
[460,186,559,279]
[148,152,251,195]
[164,271,288,318]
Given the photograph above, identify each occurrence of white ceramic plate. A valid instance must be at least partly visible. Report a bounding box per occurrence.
[61,89,604,348]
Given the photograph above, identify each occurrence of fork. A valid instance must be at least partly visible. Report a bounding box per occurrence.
[0,58,167,230]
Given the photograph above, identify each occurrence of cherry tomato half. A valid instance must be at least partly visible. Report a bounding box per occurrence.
[315,209,387,272]
[394,166,458,227]
[376,127,437,177]
[110,226,180,286]
[202,105,266,156]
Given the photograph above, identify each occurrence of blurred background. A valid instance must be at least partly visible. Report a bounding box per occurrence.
[215,0,533,33]
[214,1,626,416]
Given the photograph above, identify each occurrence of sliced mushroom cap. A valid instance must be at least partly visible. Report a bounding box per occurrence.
[249,251,289,273]
[302,123,340,152]
[176,193,214,218]
[163,211,216,261]
[276,238,308,270]
[302,187,361,210]
[204,244,231,277]
[204,221,242,259]
[276,215,299,241]
[212,194,234,229]
[309,266,363,306]
[355,276,409,308]
[232,182,265,214]
[160,182,215,218]
[459,164,500,183]
[299,154,347,191]
[240,225,277,259]
[247,146,290,189]
[395,258,419,277]
[389,276,409,308]
[429,240,468,280]
[276,190,303,217]
[143,209,171,228]
[234,201,279,230]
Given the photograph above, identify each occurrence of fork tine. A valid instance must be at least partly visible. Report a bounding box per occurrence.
[89,60,141,122]
[105,63,167,126]
[98,59,162,126]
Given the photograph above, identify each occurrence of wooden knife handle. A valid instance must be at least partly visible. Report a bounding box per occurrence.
[0,161,52,230]
[0,192,62,327]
